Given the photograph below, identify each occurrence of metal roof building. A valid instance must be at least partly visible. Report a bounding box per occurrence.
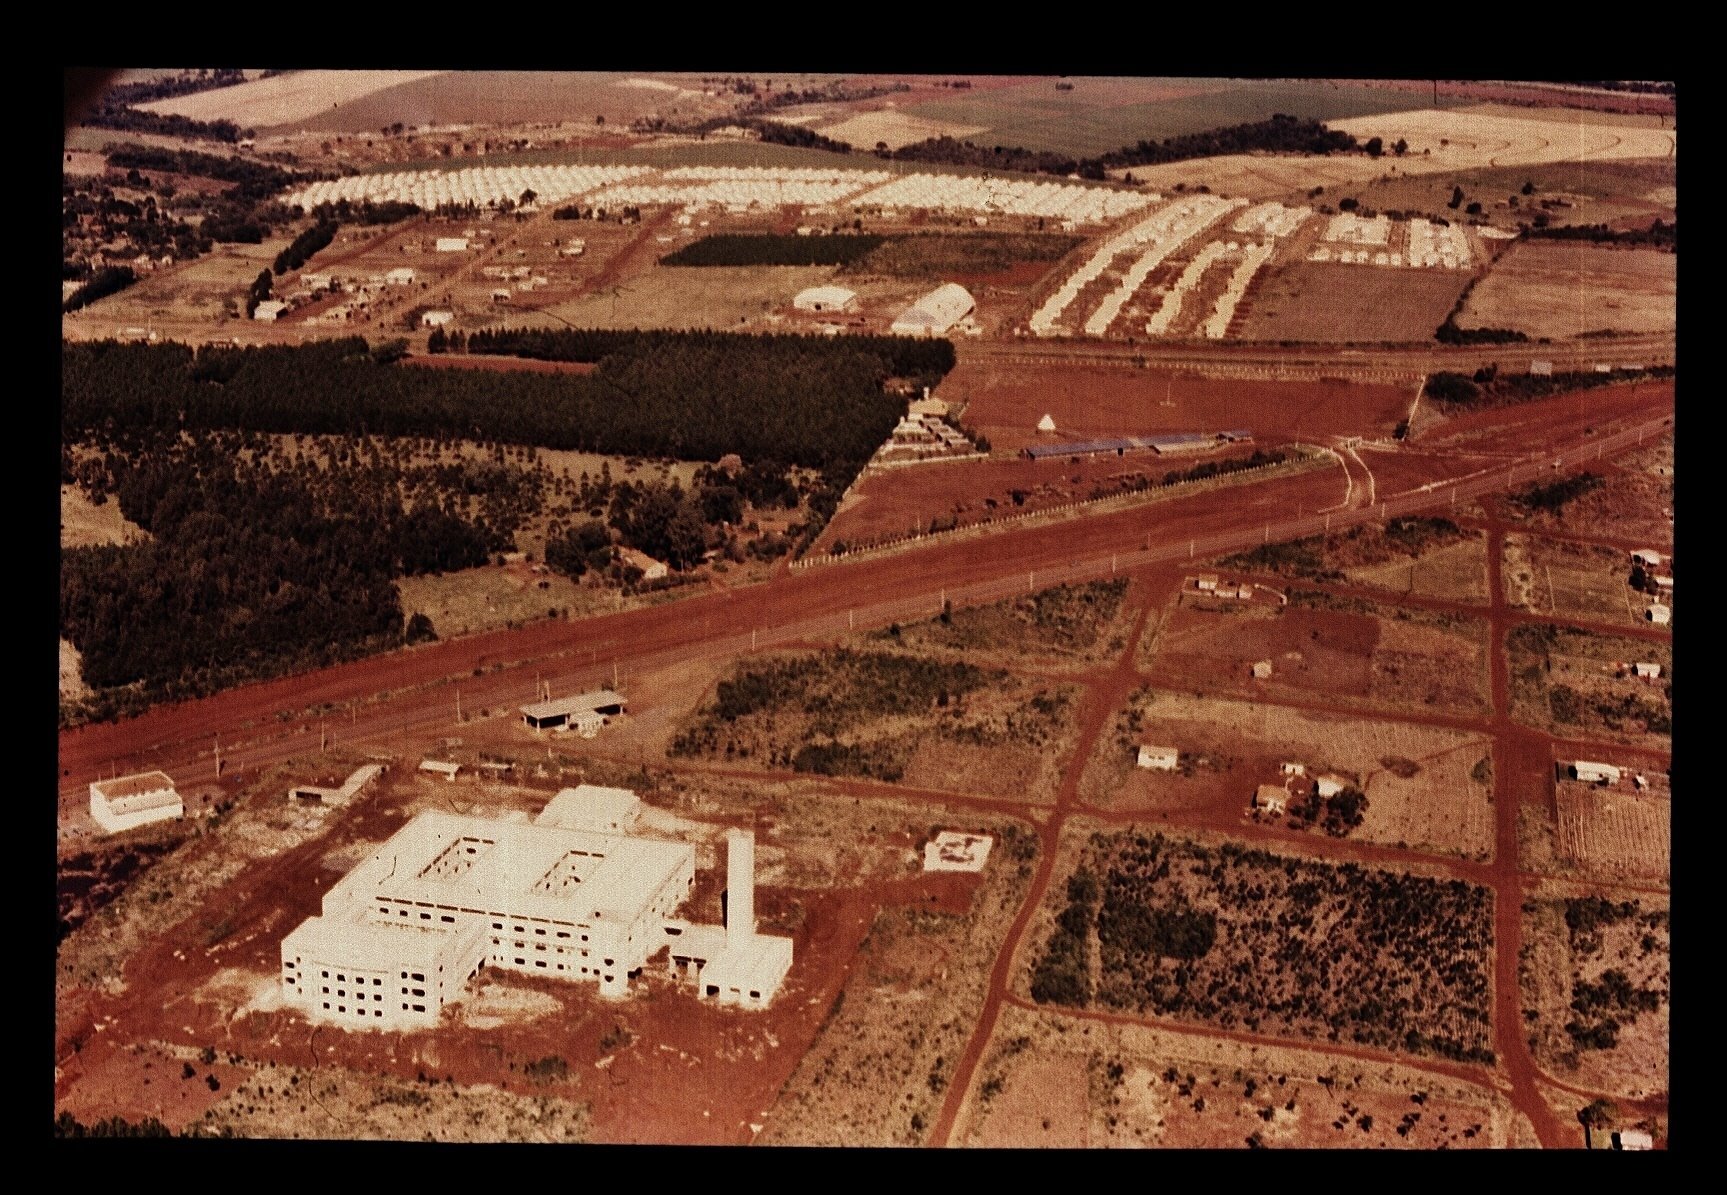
[1023,431,1239,461]
[889,282,975,337]
[521,689,627,731]
[793,285,858,313]
[89,771,183,834]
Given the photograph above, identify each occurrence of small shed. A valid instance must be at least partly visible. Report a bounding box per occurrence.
[418,759,461,781]
[617,547,669,581]
[1037,414,1056,432]
[1630,549,1663,568]
[793,285,858,314]
[1254,784,1288,814]
[1136,745,1178,771]
[1571,761,1621,785]
[1280,761,1306,777]
[1315,775,1346,799]
[1632,662,1662,679]
[1196,574,1219,592]
[435,237,470,253]
[252,299,289,322]
[1646,604,1671,625]
[923,831,994,873]
[1530,360,1553,376]
[1612,1130,1654,1151]
[386,267,417,286]
[421,310,454,328]
[1251,660,1273,679]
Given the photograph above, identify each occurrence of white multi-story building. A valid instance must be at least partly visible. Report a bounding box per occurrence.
[280,804,791,1029]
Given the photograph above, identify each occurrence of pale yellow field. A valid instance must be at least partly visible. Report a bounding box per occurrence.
[816,109,990,151]
[136,70,449,127]
[61,485,147,549]
[1459,242,1675,340]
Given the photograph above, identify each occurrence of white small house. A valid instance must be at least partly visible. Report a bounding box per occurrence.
[1646,604,1671,625]
[923,831,994,873]
[1632,662,1662,679]
[1613,1130,1654,1151]
[421,310,454,329]
[90,771,183,834]
[1631,549,1664,568]
[1252,660,1273,679]
[435,237,470,253]
[385,267,417,286]
[253,299,289,322]
[1571,761,1621,785]
[1254,784,1288,814]
[1315,775,1346,799]
[1136,745,1178,771]
[1196,574,1219,592]
[617,547,668,581]
[1280,762,1306,777]
[418,759,461,781]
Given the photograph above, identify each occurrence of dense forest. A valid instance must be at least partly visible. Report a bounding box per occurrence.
[64,332,950,477]
[886,114,1362,181]
[660,232,884,267]
[60,430,513,716]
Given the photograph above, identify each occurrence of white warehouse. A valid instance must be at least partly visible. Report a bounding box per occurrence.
[793,285,858,313]
[889,283,975,337]
[279,803,792,1030]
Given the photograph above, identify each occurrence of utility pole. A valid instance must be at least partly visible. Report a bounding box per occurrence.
[456,689,462,723]
[214,735,221,779]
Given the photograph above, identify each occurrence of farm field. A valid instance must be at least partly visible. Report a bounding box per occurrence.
[537,263,842,332]
[1552,780,1670,884]
[1507,624,1671,747]
[1502,533,1651,629]
[1519,887,1669,1104]
[1019,823,1496,1062]
[963,1003,1520,1148]
[947,359,1415,454]
[1079,688,1494,861]
[1458,243,1675,340]
[667,646,1082,803]
[135,69,450,128]
[1336,158,1676,233]
[897,78,1430,159]
[1220,518,1489,604]
[1115,105,1677,202]
[816,108,990,151]
[1235,260,1468,344]
[68,239,283,330]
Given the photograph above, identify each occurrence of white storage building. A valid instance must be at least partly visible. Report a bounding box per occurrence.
[89,771,183,834]
[889,283,975,337]
[793,285,858,313]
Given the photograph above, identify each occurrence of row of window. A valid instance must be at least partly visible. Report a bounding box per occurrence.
[323,1003,385,1017]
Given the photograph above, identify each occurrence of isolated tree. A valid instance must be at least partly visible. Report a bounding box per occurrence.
[1448,185,1464,210]
[404,612,437,644]
[1393,138,1408,156]
[1364,137,1383,158]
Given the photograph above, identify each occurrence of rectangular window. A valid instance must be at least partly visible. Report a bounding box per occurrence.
[401,972,408,979]
[322,987,329,995]
[284,960,295,968]
[374,978,381,986]
[323,1002,330,1009]
[420,912,431,920]
[556,931,570,939]
[750,991,760,1000]
[441,915,455,923]
[412,973,424,982]
[535,928,546,936]
[337,974,345,982]
[322,971,329,978]
[536,960,547,968]
[412,1004,425,1012]
[286,977,295,985]
[412,989,425,997]
[515,958,525,966]
[374,1011,382,1018]
[338,1006,345,1013]
[492,922,503,930]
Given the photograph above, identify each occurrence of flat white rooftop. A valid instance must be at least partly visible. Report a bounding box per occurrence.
[521,689,628,722]
[329,809,691,926]
[536,784,642,832]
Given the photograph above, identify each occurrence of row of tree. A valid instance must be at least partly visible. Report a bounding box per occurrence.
[660,232,885,268]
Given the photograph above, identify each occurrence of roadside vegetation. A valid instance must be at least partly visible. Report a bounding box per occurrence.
[1422,364,1674,411]
[661,233,884,267]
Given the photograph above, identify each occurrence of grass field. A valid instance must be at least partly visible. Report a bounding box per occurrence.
[1502,533,1649,628]
[1507,624,1671,746]
[899,79,1431,159]
[1337,157,1676,231]
[529,263,839,331]
[1458,242,1675,340]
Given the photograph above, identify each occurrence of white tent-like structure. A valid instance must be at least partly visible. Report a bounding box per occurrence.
[1037,414,1057,432]
[890,283,975,337]
[793,285,858,313]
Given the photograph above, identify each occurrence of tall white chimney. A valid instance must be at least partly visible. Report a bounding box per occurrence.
[726,828,755,950]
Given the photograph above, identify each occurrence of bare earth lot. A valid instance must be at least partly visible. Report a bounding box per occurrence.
[1507,624,1671,748]
[1553,782,1669,884]
[965,1003,1519,1148]
[1237,261,1468,344]
[1459,243,1675,340]
[1502,533,1649,629]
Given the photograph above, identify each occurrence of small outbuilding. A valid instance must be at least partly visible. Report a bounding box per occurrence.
[520,689,628,733]
[385,267,417,286]
[1196,574,1219,592]
[1612,1130,1654,1151]
[1037,414,1056,432]
[889,282,975,337]
[1646,604,1671,625]
[90,771,183,834]
[1571,761,1621,785]
[1315,775,1346,799]
[252,299,289,322]
[1252,660,1273,679]
[617,547,669,581]
[435,237,470,252]
[1254,784,1288,814]
[1136,745,1179,771]
[1630,549,1664,568]
[536,784,643,835]
[1631,662,1662,679]
[923,831,994,873]
[421,310,454,328]
[418,759,461,781]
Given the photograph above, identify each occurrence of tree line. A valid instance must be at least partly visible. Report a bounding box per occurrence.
[885,114,1362,181]
[1524,219,1676,251]
[79,68,254,143]
[660,232,885,267]
[1423,364,1674,410]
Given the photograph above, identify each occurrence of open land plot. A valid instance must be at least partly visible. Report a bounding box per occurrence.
[1519,886,1669,1102]
[1020,822,1496,1063]
[761,812,1039,1145]
[1458,243,1675,340]
[844,231,1083,287]
[1508,624,1671,747]
[1080,687,1495,861]
[1553,781,1670,884]
[1234,260,1469,344]
[964,1002,1518,1148]
[1503,533,1652,629]
[63,238,282,329]
[816,445,1326,558]
[53,750,1022,1144]
[858,577,1132,672]
[1221,517,1489,604]
[1334,158,1676,233]
[1495,456,1673,545]
[949,360,1415,453]
[533,263,854,332]
[61,484,148,549]
[1149,586,1492,719]
[815,108,990,151]
[667,646,1082,804]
